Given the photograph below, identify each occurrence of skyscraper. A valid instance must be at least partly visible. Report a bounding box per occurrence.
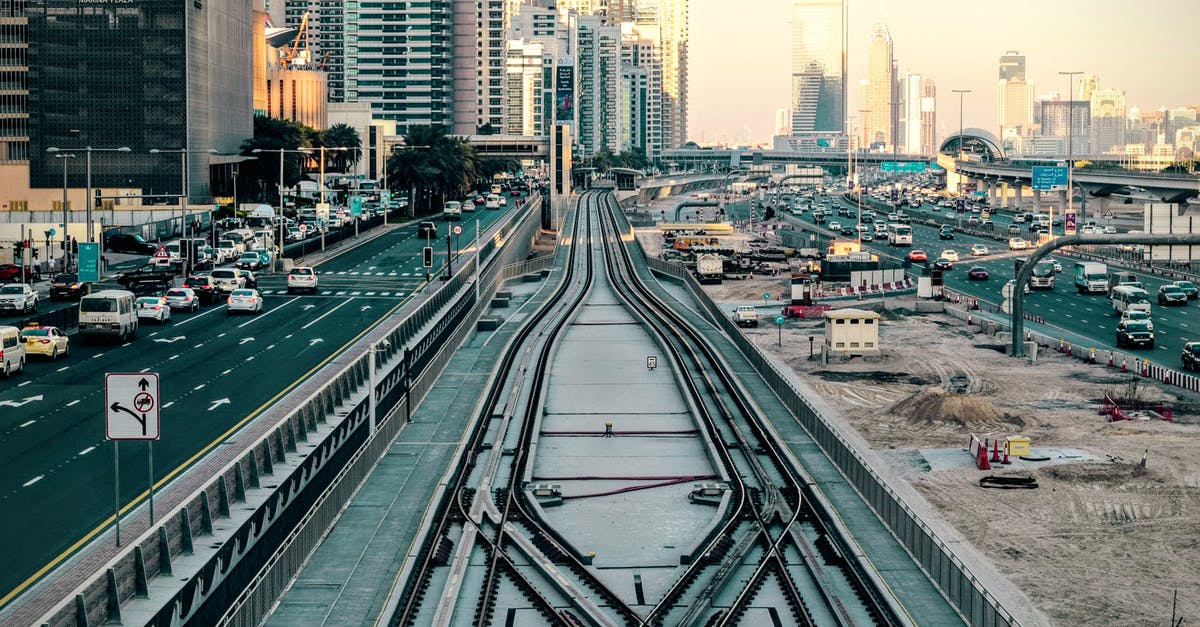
[998,50,1025,81]
[790,0,846,141]
[1089,87,1127,153]
[576,15,622,156]
[620,22,664,159]
[920,78,937,155]
[865,23,895,150]
[901,73,922,154]
[998,77,1034,135]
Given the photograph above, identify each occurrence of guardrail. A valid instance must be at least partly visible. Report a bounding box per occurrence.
[17,197,544,627]
[609,206,1016,625]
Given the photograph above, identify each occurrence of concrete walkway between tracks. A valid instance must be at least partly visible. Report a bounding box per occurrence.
[265,262,565,625]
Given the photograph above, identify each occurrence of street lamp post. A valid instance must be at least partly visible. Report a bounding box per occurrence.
[47,146,131,243]
[53,152,76,269]
[951,89,973,213]
[150,148,217,275]
[1059,71,1083,225]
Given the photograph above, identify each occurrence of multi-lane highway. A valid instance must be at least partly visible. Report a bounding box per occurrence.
[777,193,1196,369]
[0,202,521,604]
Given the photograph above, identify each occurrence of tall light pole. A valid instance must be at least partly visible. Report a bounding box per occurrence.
[47,146,131,242]
[150,148,217,275]
[1059,71,1083,225]
[53,152,76,269]
[951,89,973,208]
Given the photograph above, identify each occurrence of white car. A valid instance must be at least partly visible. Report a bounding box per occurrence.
[0,284,37,314]
[970,244,990,256]
[1103,225,1118,234]
[828,221,842,231]
[1008,237,1030,250]
[1004,279,1031,296]
[226,289,263,315]
[939,249,960,263]
[287,266,319,294]
[945,211,956,219]
[136,296,171,323]
[210,268,245,294]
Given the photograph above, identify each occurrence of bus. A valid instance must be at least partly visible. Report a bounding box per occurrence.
[1030,259,1056,289]
[887,224,913,246]
[443,200,462,220]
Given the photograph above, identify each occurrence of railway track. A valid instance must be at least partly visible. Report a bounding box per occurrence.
[385,189,916,626]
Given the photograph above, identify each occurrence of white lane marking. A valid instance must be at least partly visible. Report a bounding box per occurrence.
[285,334,293,339]
[173,304,224,327]
[169,354,179,360]
[267,344,275,350]
[78,447,95,456]
[194,343,203,348]
[162,401,175,409]
[218,332,227,337]
[57,366,69,372]
[140,367,151,373]
[365,292,376,296]
[93,353,105,359]
[194,384,205,391]
[17,381,29,387]
[245,356,255,362]
[121,343,131,347]
[221,369,232,375]
[23,476,43,487]
[148,331,158,337]
[19,420,34,428]
[336,291,346,296]
[351,291,361,296]
[300,298,355,330]
[375,273,385,276]
[66,400,80,407]
[236,297,300,329]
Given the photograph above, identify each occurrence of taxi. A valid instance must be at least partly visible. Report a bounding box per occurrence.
[21,324,69,359]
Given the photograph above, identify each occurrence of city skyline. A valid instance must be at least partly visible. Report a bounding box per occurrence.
[690,0,1200,146]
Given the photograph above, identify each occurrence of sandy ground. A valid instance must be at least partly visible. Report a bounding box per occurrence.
[632,207,1200,625]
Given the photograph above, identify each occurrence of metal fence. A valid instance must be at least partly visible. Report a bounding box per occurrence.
[615,207,1016,626]
[24,198,543,627]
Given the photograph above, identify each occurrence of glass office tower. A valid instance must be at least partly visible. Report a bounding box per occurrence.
[790,0,846,138]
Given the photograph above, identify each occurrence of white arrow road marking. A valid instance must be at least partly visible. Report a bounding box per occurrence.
[239,337,256,345]
[303,304,316,310]
[361,305,372,311]
[0,395,43,408]
[153,336,186,343]
[309,338,324,346]
[208,398,231,411]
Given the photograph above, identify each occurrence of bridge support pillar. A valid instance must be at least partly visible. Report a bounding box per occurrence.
[1033,189,1041,213]
[1059,190,1069,215]
[987,181,997,206]
[1000,182,1011,208]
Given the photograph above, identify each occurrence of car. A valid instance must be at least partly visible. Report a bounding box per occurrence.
[966,215,980,225]
[908,249,928,263]
[1116,319,1154,349]
[1121,309,1154,332]
[20,324,69,359]
[945,211,956,219]
[473,196,486,206]
[182,274,219,304]
[0,264,37,283]
[164,287,201,312]
[241,270,258,290]
[216,239,241,262]
[103,232,156,255]
[932,257,954,271]
[287,266,319,294]
[136,296,171,323]
[509,189,521,197]
[210,268,245,294]
[226,288,263,314]
[1171,280,1198,299]
[236,251,265,270]
[1008,237,1029,250]
[499,195,508,206]
[1158,284,1188,306]
[860,232,874,242]
[0,284,37,314]
[967,266,990,281]
[417,221,437,239]
[1043,256,1063,273]
[938,227,954,240]
[1103,225,1118,234]
[1183,342,1200,371]
[1004,279,1031,295]
[970,244,990,256]
[828,221,842,231]
[840,226,856,236]
[939,250,959,263]
[49,273,89,300]
[1007,224,1022,234]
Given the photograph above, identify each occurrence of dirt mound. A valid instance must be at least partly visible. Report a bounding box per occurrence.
[892,390,1012,426]
[812,370,933,385]
[1042,461,1156,485]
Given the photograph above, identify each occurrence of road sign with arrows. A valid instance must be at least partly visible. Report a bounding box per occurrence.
[105,372,161,440]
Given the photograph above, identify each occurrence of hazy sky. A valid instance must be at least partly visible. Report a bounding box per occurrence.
[688,0,1200,145]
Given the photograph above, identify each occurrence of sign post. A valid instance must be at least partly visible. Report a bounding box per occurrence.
[1031,166,1068,191]
[105,372,161,546]
[775,314,786,346]
[1064,208,1077,236]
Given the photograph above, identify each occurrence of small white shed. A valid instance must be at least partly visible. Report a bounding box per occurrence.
[823,308,881,357]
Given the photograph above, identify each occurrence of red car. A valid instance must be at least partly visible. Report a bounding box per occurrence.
[967,266,990,281]
[907,250,928,263]
[0,264,37,283]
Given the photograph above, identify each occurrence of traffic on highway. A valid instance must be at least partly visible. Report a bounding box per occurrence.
[0,184,532,602]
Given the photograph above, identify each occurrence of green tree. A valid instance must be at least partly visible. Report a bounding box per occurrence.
[386,125,479,215]
[321,123,362,172]
[477,157,519,183]
[476,123,498,136]
[238,116,314,204]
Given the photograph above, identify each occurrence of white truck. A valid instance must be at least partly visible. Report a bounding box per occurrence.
[695,254,724,285]
[1073,261,1108,294]
[732,305,759,328]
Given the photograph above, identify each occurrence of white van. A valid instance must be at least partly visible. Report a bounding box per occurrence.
[0,326,24,377]
[443,201,462,220]
[1110,285,1152,315]
[79,290,138,341]
[485,194,502,210]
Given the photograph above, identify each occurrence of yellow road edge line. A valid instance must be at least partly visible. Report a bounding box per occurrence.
[0,299,405,610]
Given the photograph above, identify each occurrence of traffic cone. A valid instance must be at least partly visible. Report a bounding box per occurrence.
[1058,338,1065,353]
[1107,352,1114,367]
[967,313,973,326]
[1121,357,1127,372]
[991,440,1001,463]
[1002,447,1011,464]
[977,447,991,470]
[1089,348,1096,364]
[1026,330,1032,342]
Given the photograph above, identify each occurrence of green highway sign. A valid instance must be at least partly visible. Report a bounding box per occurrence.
[881,161,928,173]
[78,242,100,282]
[350,196,363,216]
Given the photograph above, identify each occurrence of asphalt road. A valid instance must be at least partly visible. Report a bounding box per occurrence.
[0,201,522,605]
[776,195,1196,370]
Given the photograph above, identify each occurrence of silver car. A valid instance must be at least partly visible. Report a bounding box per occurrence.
[226,288,263,315]
[164,287,200,312]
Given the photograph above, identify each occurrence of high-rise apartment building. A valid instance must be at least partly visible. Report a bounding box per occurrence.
[901,73,922,154]
[998,77,1034,135]
[1164,107,1198,146]
[505,40,550,136]
[576,15,622,156]
[638,0,688,150]
[620,22,663,158]
[1089,87,1126,153]
[864,23,895,150]
[1040,100,1091,154]
[920,78,937,155]
[999,50,1025,81]
[27,0,252,200]
[790,0,846,141]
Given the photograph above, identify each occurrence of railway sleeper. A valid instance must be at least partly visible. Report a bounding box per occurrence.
[431,535,456,567]
[496,558,571,626]
[530,530,570,564]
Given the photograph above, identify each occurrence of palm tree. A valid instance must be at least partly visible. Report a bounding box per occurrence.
[386,125,479,215]
[321,123,362,172]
